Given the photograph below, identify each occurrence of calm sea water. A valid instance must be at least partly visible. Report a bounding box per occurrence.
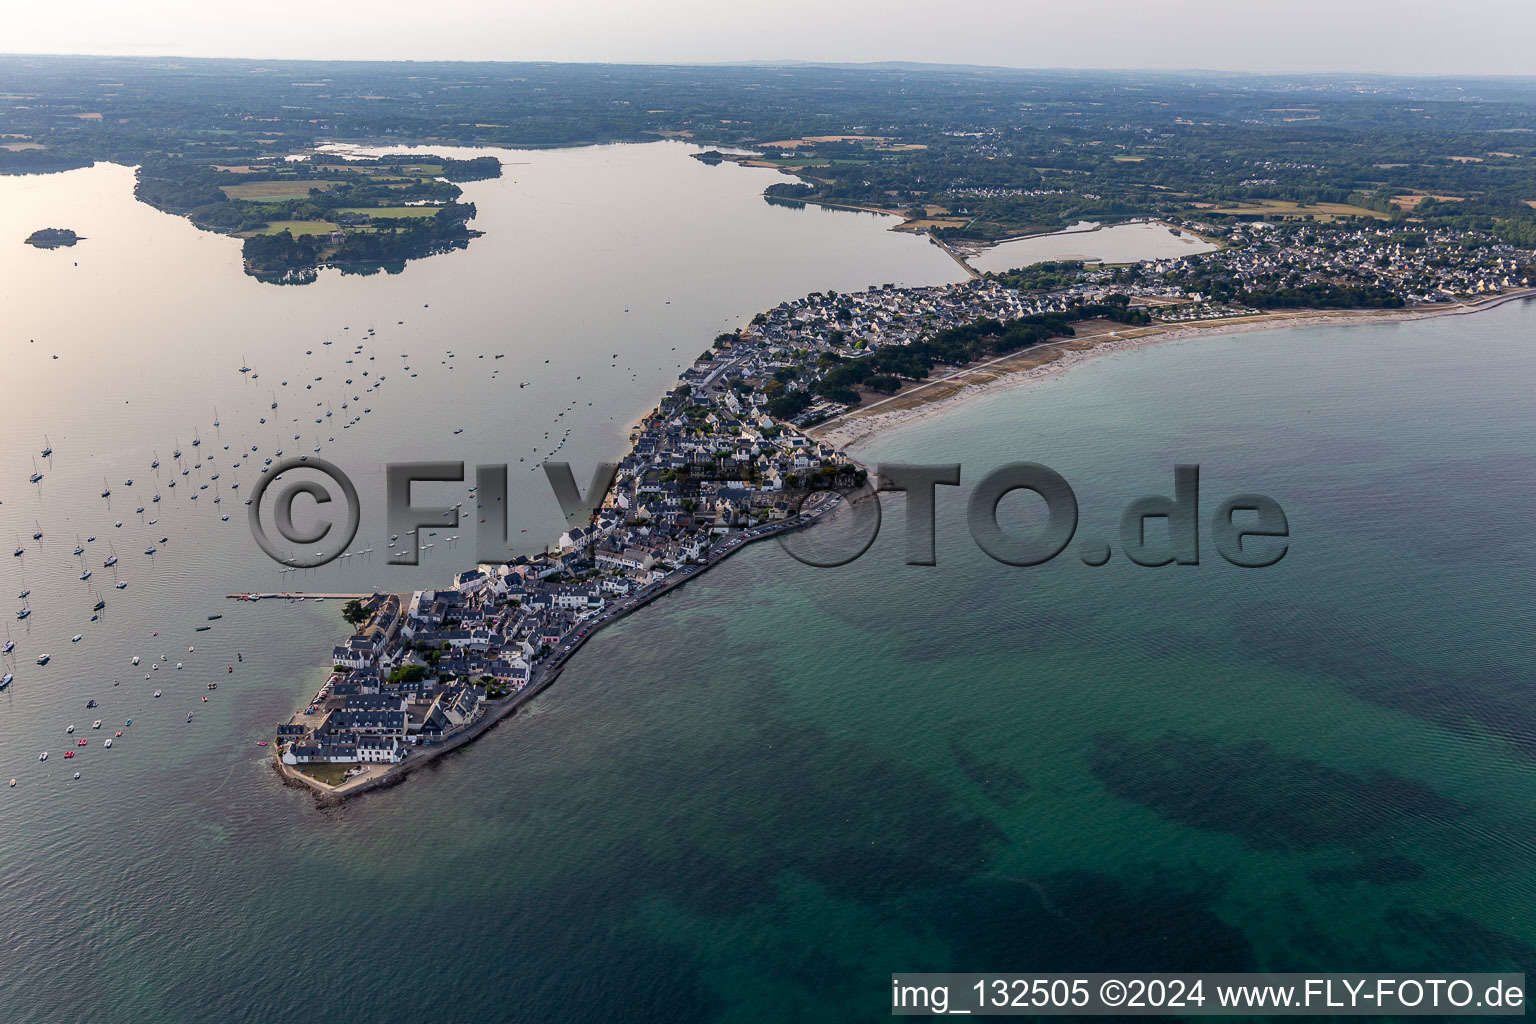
[2,144,1534,1022]
[966,220,1216,274]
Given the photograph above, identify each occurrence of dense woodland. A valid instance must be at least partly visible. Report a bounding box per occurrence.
[5,56,1536,263]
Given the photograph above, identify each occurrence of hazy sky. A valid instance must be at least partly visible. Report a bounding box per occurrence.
[7,0,1536,76]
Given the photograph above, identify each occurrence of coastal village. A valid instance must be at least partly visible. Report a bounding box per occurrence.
[273,220,1534,789]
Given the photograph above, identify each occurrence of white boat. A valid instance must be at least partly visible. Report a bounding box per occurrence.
[39,752,46,762]
[0,673,12,689]
[66,724,74,734]
[103,738,112,748]
[153,689,161,698]
[92,720,101,729]
[71,634,82,643]
[131,655,140,665]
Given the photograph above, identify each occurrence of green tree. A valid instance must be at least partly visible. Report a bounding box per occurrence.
[342,600,369,627]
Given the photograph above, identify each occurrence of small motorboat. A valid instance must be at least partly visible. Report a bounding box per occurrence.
[66,724,75,734]
[71,634,83,643]
[64,750,74,759]
[73,772,80,779]
[104,738,112,748]
[76,738,87,746]
[39,752,47,762]
[116,581,128,590]
[86,699,98,708]
[187,712,194,722]
[153,689,161,698]
[131,656,140,665]
[207,682,217,690]
[92,720,102,729]
[0,673,12,690]
[115,730,122,737]
[35,653,49,665]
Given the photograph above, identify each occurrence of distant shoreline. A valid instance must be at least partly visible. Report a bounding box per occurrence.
[811,289,1536,454]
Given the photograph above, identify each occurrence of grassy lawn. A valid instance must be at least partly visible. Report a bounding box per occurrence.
[248,219,335,237]
[294,762,354,786]
[897,217,970,231]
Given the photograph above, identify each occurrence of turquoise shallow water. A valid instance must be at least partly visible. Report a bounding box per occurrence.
[3,220,1535,1015]
[6,300,1529,1019]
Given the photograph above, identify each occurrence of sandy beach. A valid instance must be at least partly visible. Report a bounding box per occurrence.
[811,289,1536,455]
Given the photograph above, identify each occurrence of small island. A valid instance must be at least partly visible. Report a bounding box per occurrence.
[25,227,80,248]
[133,154,501,284]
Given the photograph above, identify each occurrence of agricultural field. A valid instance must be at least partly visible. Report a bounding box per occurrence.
[221,180,330,201]
[243,219,335,237]
[1390,193,1469,210]
[1196,199,1392,221]
[332,205,439,219]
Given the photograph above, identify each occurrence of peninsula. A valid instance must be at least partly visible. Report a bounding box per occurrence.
[269,211,1533,801]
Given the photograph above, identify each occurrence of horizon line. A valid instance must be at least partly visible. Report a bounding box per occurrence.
[4,52,1536,83]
